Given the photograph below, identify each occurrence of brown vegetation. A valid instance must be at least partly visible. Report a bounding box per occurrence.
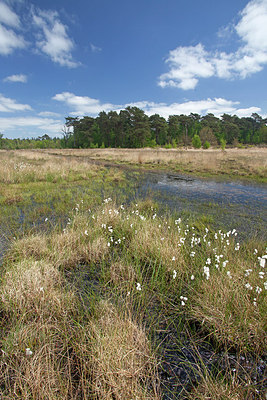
[44,147,267,181]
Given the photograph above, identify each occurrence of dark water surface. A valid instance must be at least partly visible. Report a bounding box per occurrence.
[130,170,267,240]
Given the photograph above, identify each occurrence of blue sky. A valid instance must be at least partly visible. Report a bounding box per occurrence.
[0,0,267,138]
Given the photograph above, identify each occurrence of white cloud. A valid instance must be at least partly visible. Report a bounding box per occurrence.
[52,91,262,119]
[139,98,257,119]
[236,0,267,52]
[32,9,79,67]
[0,2,20,27]
[0,2,26,55]
[0,116,62,137]
[3,73,27,83]
[159,0,267,89]
[0,93,32,112]
[53,92,117,115]
[90,43,102,53]
[38,111,61,117]
[0,23,26,55]
[159,44,214,90]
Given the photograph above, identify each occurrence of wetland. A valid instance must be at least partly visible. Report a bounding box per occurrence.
[0,149,266,399]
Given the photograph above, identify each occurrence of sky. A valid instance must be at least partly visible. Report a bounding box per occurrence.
[0,0,267,139]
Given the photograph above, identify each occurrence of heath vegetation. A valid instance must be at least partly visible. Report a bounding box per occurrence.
[0,150,266,399]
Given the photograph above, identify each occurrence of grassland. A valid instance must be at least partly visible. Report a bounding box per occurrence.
[44,147,267,183]
[0,150,266,399]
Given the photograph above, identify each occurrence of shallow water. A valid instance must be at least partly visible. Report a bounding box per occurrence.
[1,170,266,264]
[131,171,267,240]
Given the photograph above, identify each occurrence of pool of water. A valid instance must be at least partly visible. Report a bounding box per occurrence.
[131,171,267,240]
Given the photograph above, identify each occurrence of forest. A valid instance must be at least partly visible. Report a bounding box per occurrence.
[1,107,267,149]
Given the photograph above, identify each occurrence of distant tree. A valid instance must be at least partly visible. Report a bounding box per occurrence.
[65,116,79,147]
[123,106,151,147]
[199,126,218,146]
[168,115,182,144]
[178,115,192,146]
[220,138,226,150]
[201,113,222,141]
[61,125,73,148]
[149,114,168,145]
[221,114,240,144]
[203,141,210,149]
[192,134,202,148]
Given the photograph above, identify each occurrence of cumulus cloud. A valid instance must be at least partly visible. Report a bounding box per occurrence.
[159,44,215,90]
[0,2,20,27]
[32,9,79,67]
[0,93,32,112]
[159,0,267,89]
[52,91,261,119]
[3,74,27,83]
[53,92,117,115]
[138,98,261,119]
[0,116,62,137]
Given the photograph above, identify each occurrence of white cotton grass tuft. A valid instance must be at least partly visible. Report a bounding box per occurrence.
[258,256,266,268]
[25,348,33,357]
[180,296,188,306]
[203,266,210,280]
[136,282,141,291]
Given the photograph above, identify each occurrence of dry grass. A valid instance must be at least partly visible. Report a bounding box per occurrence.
[1,147,266,182]
[0,149,100,184]
[0,258,86,399]
[1,321,81,399]
[187,375,257,400]
[109,261,136,288]
[190,259,267,353]
[45,147,267,180]
[8,227,109,269]
[0,260,75,321]
[89,300,160,400]
[129,217,186,276]
[1,230,160,398]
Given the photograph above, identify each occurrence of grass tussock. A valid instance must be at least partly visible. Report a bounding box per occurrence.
[190,260,267,353]
[187,375,257,400]
[109,261,136,288]
[0,257,91,399]
[129,217,185,275]
[0,260,75,321]
[89,300,160,400]
[8,227,109,269]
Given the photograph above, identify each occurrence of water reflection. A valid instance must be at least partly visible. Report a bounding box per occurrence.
[133,171,267,240]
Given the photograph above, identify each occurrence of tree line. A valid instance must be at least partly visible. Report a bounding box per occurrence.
[62,108,267,148]
[0,108,266,149]
[0,134,61,150]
